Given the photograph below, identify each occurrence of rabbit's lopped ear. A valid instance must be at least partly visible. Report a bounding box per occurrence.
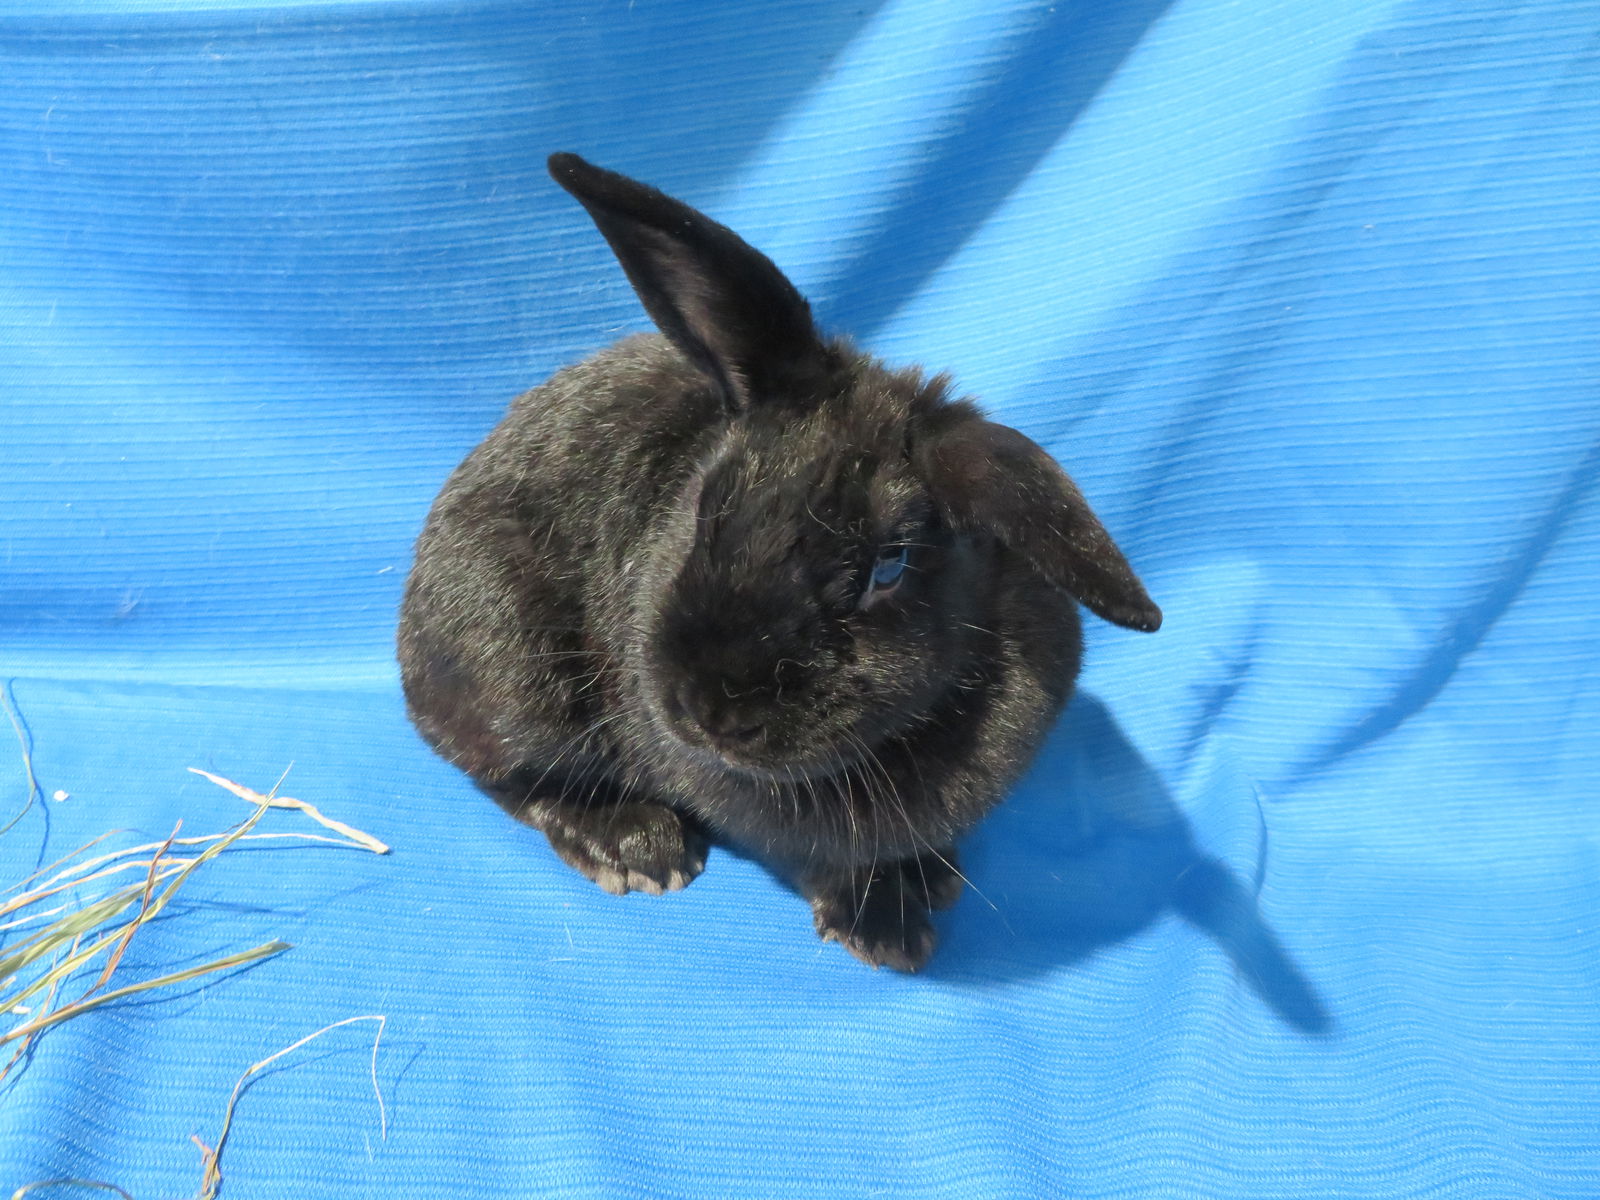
[549,152,830,412]
[917,414,1162,632]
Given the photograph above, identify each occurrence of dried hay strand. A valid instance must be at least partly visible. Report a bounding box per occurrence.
[2,767,387,1079]
[6,1014,388,1200]
[192,1014,388,1200]
[0,683,42,838]
[3,696,394,1196]
[10,1181,134,1199]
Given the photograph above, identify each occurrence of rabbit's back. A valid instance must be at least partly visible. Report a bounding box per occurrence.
[454,335,718,542]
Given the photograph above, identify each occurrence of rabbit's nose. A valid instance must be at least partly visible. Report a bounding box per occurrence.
[713,718,767,747]
[671,681,766,747]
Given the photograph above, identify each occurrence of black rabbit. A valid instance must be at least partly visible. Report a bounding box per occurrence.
[398,153,1161,971]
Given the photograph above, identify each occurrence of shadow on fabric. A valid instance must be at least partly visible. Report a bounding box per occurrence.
[933,695,1332,1036]
[0,0,891,377]
[817,0,1179,338]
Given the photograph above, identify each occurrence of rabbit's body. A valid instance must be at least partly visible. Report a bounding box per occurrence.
[399,156,1159,970]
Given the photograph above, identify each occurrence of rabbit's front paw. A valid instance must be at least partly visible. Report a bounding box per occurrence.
[810,867,937,972]
[545,801,707,896]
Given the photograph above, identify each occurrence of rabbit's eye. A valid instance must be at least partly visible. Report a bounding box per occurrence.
[858,545,909,611]
[871,545,909,588]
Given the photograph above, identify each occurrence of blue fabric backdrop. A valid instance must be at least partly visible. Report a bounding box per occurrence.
[3,0,1597,1196]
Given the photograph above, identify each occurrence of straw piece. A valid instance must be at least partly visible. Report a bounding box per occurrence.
[195,1014,387,1199]
[0,884,155,996]
[81,824,179,998]
[3,831,122,898]
[1,683,42,837]
[11,1180,134,1200]
[23,829,370,904]
[187,768,390,855]
[1,768,388,1079]
[0,942,291,1047]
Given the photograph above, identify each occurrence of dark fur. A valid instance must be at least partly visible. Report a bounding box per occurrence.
[398,154,1161,971]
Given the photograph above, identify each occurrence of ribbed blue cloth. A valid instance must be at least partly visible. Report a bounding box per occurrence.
[3,1,1596,1195]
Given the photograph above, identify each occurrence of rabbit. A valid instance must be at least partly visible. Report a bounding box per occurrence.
[397,152,1161,972]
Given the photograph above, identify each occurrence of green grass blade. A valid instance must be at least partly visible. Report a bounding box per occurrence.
[1,941,291,1046]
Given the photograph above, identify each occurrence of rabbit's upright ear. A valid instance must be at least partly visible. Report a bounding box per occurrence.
[549,153,828,412]
[917,414,1162,632]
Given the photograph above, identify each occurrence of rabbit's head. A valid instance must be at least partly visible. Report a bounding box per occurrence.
[550,153,1161,781]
